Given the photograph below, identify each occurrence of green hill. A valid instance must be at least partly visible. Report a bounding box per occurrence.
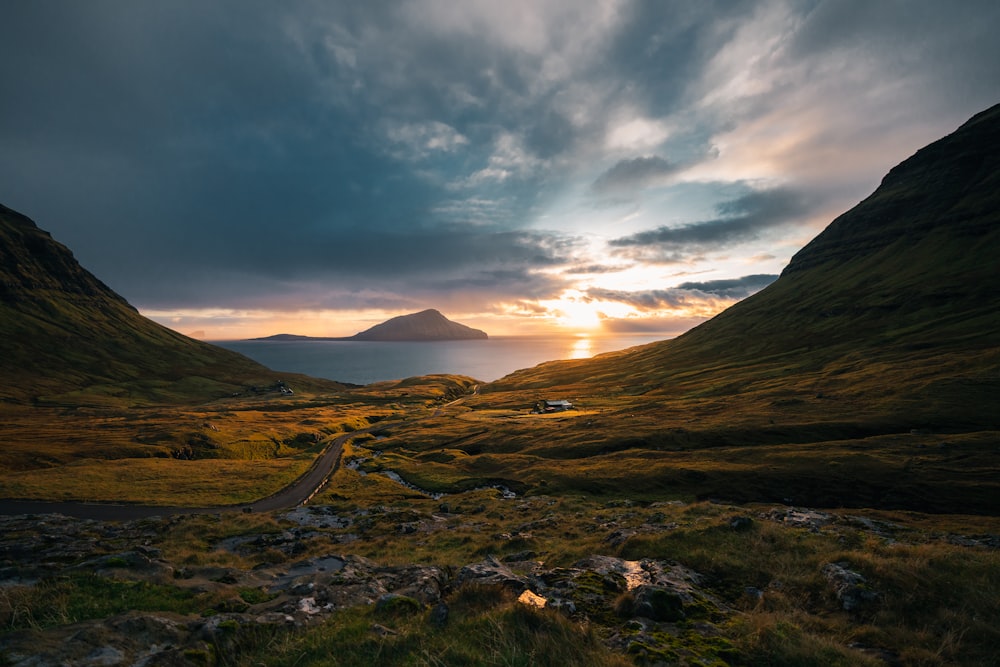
[0,204,340,405]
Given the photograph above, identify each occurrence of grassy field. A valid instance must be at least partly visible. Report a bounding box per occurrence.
[0,375,475,505]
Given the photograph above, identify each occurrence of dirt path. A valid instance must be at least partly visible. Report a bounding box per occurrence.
[0,429,362,521]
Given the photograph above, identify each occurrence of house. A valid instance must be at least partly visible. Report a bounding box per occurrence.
[534,399,574,413]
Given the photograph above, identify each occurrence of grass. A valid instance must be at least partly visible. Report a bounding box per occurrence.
[0,375,471,505]
[0,457,311,505]
[0,573,212,630]
[6,491,997,665]
[229,583,633,667]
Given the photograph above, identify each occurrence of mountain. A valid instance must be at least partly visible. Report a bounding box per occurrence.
[488,104,1000,432]
[0,204,336,405]
[349,309,488,341]
[255,309,488,342]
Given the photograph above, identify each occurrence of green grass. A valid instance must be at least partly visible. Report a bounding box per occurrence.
[0,574,210,630]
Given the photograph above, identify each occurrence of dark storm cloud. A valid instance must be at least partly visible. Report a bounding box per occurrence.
[125,226,579,309]
[1,0,999,324]
[0,2,568,309]
[609,188,806,262]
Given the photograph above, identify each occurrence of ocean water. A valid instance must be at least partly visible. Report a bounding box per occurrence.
[216,334,668,385]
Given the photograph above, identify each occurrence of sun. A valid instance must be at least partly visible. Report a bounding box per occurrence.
[551,291,603,330]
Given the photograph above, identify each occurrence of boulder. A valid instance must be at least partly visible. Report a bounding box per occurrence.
[822,562,879,611]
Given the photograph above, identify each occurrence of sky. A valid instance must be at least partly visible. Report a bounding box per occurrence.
[2,1,999,339]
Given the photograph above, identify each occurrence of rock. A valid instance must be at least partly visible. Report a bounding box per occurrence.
[764,508,833,532]
[547,598,577,615]
[379,565,446,605]
[822,562,879,611]
[82,645,124,666]
[603,528,636,547]
[297,597,329,615]
[455,556,530,593]
[429,602,449,627]
[728,516,754,531]
[946,533,1000,549]
[517,589,548,608]
[630,585,688,622]
[280,506,351,529]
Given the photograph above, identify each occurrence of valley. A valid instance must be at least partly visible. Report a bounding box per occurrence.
[1,105,999,665]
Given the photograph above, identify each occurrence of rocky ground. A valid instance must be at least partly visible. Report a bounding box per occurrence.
[1,500,998,666]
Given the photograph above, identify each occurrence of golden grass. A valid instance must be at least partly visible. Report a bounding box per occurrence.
[0,457,310,505]
[0,375,475,505]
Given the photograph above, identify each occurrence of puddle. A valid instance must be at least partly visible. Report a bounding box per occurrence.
[272,556,346,589]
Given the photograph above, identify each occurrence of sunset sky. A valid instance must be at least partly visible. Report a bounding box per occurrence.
[2,1,999,339]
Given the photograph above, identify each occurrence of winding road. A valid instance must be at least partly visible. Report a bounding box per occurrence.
[0,428,366,521]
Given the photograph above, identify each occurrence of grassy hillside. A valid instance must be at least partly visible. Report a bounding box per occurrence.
[362,105,1000,514]
[0,204,342,405]
[486,104,1000,431]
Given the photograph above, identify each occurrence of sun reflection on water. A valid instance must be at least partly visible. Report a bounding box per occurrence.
[569,335,593,359]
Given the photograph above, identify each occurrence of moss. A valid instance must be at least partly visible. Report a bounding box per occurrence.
[238,587,277,605]
[182,648,213,665]
[375,594,423,616]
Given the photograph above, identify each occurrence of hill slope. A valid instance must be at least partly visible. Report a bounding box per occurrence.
[0,204,336,404]
[488,104,1000,432]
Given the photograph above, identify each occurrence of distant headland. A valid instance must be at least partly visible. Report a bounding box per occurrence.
[252,309,488,342]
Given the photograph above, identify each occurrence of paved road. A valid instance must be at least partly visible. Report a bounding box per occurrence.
[0,429,362,521]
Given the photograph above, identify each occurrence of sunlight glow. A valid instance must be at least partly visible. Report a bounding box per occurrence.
[555,293,603,330]
[568,335,593,359]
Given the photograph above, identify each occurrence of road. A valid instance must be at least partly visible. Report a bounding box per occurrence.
[0,429,360,521]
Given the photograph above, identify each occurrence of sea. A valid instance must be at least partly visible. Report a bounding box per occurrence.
[216,334,668,385]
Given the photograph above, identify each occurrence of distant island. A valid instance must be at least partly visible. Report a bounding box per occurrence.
[253,309,488,342]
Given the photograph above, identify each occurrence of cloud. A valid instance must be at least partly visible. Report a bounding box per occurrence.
[383,121,468,159]
[1,0,998,335]
[609,188,807,262]
[675,274,778,299]
[114,225,581,310]
[591,156,679,195]
[588,287,704,310]
[583,272,776,329]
